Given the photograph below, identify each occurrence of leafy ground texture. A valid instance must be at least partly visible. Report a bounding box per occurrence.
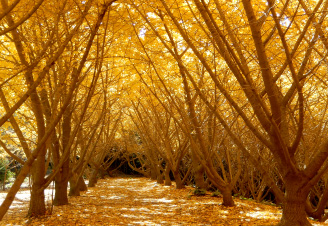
[0,176,327,226]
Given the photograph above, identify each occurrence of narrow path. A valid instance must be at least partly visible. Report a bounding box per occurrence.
[1,177,325,225]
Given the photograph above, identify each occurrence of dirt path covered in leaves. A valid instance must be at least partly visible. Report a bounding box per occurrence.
[1,176,326,225]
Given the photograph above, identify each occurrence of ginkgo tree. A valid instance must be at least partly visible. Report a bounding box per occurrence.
[0,0,118,219]
[0,0,85,217]
[126,0,328,225]
[1,0,328,225]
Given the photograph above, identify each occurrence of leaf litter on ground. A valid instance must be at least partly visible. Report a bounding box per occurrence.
[0,176,327,226]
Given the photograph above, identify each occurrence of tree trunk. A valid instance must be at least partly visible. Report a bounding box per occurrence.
[173,170,184,189]
[164,165,171,186]
[277,176,311,226]
[53,159,70,206]
[157,173,164,184]
[53,178,68,206]
[99,167,107,179]
[150,166,157,180]
[68,174,80,196]
[222,187,234,207]
[53,90,71,205]
[88,168,98,187]
[155,162,163,184]
[28,146,47,217]
[193,165,207,189]
[278,200,311,226]
[78,176,88,191]
[192,151,207,189]
[28,181,46,217]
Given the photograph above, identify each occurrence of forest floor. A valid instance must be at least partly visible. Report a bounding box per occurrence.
[0,176,327,226]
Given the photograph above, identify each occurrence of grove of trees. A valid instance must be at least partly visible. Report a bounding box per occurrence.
[0,0,328,225]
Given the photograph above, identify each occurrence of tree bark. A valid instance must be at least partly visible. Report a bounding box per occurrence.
[99,167,107,179]
[277,176,311,226]
[278,199,311,226]
[88,168,98,187]
[150,166,157,180]
[53,180,68,206]
[28,183,46,217]
[164,165,171,186]
[192,152,207,189]
[53,99,71,205]
[69,175,87,196]
[78,176,88,191]
[222,187,234,207]
[68,174,80,196]
[28,144,47,217]
[173,170,184,189]
[53,173,69,206]
[53,158,70,206]
[157,171,164,184]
